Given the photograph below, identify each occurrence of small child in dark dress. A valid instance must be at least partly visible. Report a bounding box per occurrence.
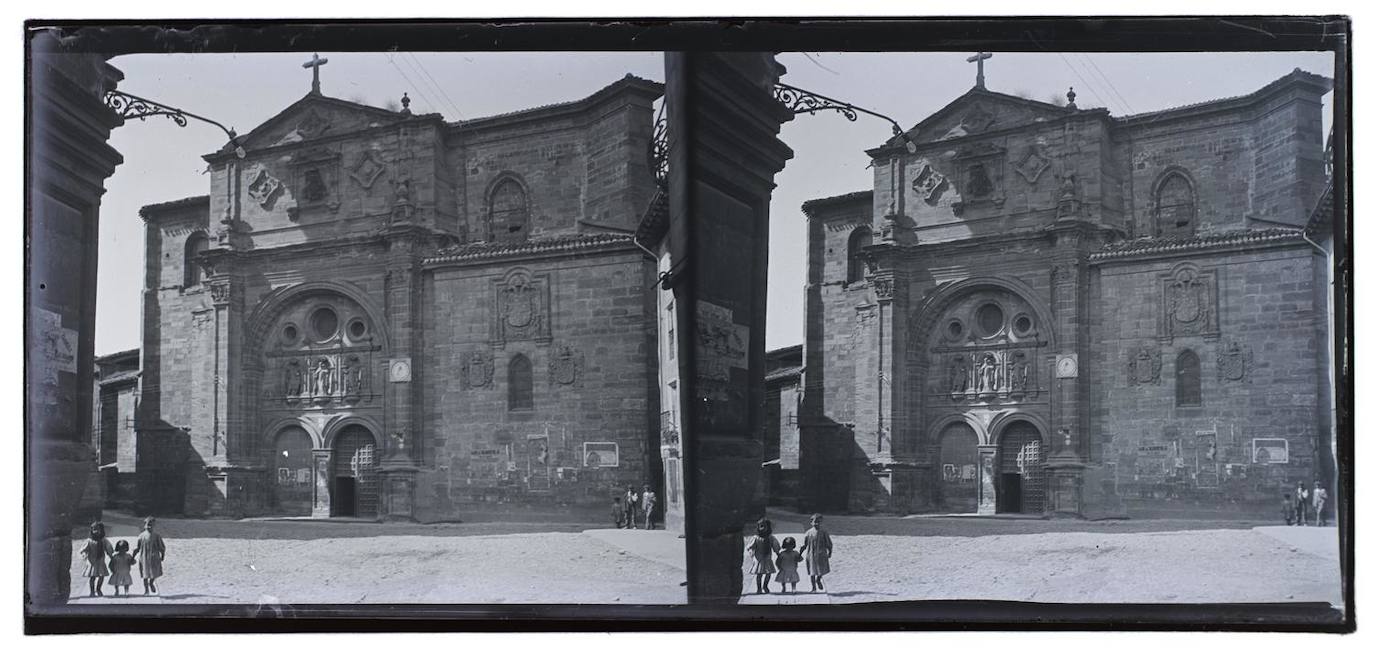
[108,540,136,597]
[775,536,803,593]
[79,521,113,597]
[1282,493,1295,525]
[745,518,781,594]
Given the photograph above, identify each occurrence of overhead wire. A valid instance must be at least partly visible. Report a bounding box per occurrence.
[1056,52,1108,109]
[1079,54,1136,115]
[385,52,440,115]
[405,52,466,119]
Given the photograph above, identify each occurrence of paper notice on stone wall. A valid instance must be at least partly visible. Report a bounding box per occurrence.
[36,307,78,380]
[695,301,748,381]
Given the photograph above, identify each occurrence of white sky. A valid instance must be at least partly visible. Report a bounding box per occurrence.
[92,50,1334,355]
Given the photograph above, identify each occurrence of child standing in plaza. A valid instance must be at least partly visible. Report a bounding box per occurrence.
[133,516,167,595]
[800,513,833,593]
[641,484,658,530]
[1281,493,1295,525]
[1294,482,1310,526]
[624,485,640,529]
[1313,481,1329,527]
[775,536,803,594]
[79,521,113,597]
[612,495,626,528]
[746,518,780,594]
[108,540,136,597]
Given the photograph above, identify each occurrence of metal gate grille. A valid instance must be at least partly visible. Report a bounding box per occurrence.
[333,426,379,517]
[999,422,1044,514]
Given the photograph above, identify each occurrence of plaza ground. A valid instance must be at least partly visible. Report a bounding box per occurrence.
[66,509,1342,609]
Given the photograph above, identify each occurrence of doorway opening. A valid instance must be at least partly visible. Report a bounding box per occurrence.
[331,425,378,518]
[997,421,1044,514]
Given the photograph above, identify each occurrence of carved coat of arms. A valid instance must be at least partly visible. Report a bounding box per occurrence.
[549,345,583,385]
[1217,342,1252,383]
[461,350,494,388]
[246,167,283,208]
[1126,345,1162,386]
[911,162,949,205]
[1168,269,1208,334]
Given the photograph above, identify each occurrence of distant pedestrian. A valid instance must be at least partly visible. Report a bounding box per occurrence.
[624,486,640,529]
[746,518,780,594]
[108,540,136,597]
[133,516,167,595]
[612,496,626,528]
[79,521,113,597]
[775,536,803,594]
[1294,482,1310,526]
[1312,481,1328,527]
[800,513,833,593]
[1281,493,1295,525]
[641,484,658,530]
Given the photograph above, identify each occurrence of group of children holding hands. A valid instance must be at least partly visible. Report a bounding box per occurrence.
[78,516,167,598]
[612,484,659,530]
[746,513,833,595]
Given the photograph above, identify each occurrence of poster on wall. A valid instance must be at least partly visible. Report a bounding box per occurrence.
[1252,438,1289,464]
[583,442,619,468]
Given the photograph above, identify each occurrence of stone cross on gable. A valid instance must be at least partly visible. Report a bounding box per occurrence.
[303,53,329,94]
[967,52,993,89]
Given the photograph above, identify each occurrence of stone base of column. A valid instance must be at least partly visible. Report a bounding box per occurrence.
[1046,452,1087,518]
[27,440,95,608]
[380,461,420,522]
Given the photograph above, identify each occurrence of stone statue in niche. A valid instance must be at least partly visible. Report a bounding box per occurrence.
[976,353,999,393]
[301,169,327,203]
[311,358,333,396]
[347,355,365,394]
[1008,351,1030,393]
[966,164,994,199]
[389,431,407,456]
[1056,171,1080,218]
[284,360,304,397]
[948,355,970,395]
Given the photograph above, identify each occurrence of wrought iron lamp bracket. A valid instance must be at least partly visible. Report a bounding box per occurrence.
[104,90,246,158]
[773,82,917,153]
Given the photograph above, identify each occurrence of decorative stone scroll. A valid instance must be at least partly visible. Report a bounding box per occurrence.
[246,166,284,209]
[1216,341,1253,383]
[1015,144,1051,184]
[1126,344,1162,386]
[1157,263,1220,342]
[460,350,494,388]
[349,150,387,190]
[549,344,584,386]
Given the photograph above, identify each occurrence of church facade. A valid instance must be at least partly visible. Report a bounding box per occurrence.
[799,69,1334,518]
[138,69,663,520]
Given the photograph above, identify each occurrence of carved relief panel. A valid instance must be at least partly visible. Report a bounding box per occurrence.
[950,142,1007,215]
[491,268,552,345]
[1126,343,1163,386]
[1216,341,1253,383]
[925,287,1045,404]
[549,344,584,386]
[1157,263,1220,342]
[263,293,381,409]
[460,349,494,389]
[287,146,342,218]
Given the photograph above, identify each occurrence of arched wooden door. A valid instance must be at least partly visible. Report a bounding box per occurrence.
[937,422,979,513]
[332,425,379,518]
[273,426,315,516]
[997,421,1044,514]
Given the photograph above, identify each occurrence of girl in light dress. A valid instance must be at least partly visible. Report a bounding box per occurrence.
[745,518,781,594]
[800,513,833,593]
[774,536,803,593]
[79,521,113,597]
[134,516,167,595]
[108,540,136,597]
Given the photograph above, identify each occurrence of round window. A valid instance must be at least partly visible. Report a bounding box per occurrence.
[281,324,299,344]
[311,307,339,340]
[976,303,1004,336]
[946,319,964,340]
[1013,314,1033,336]
[347,318,368,340]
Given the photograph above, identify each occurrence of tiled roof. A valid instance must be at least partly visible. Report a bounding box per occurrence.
[447,75,662,129]
[1113,69,1332,125]
[1089,228,1306,261]
[425,232,637,265]
[801,190,873,215]
[139,195,209,219]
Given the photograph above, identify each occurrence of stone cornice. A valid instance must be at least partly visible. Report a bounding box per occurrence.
[423,232,639,268]
[1088,228,1307,264]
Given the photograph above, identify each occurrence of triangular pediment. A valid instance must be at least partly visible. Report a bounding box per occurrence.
[878,88,1075,151]
[233,94,407,152]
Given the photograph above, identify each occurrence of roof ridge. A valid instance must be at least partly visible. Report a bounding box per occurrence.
[1090,227,1304,260]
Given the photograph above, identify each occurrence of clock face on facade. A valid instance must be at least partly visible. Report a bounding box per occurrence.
[390,358,412,383]
[1055,354,1078,379]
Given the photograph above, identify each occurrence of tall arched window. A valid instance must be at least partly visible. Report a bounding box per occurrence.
[847,226,872,283]
[184,233,209,287]
[1176,349,1201,406]
[1154,172,1197,238]
[489,177,530,244]
[508,354,533,411]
